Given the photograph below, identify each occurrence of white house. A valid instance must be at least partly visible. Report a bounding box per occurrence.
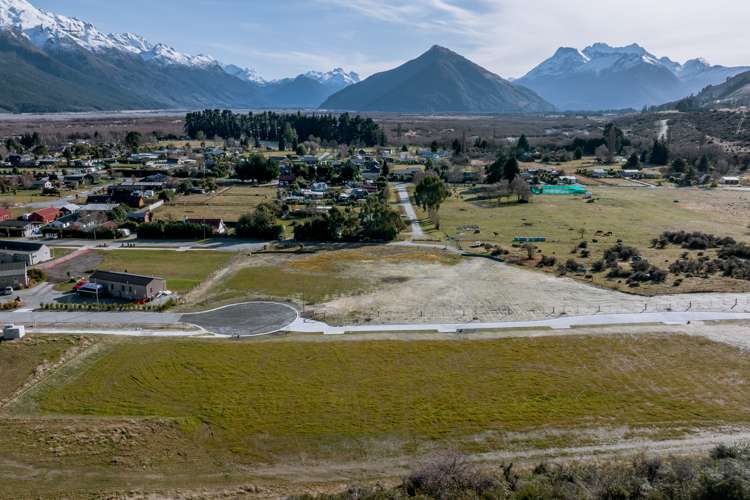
[722,176,741,185]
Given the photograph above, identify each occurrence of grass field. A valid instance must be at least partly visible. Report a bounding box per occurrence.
[424,185,750,293]
[198,246,459,307]
[154,185,277,223]
[50,247,75,259]
[95,250,232,293]
[0,336,80,401]
[33,334,750,462]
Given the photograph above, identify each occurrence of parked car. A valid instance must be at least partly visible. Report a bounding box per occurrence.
[2,286,14,296]
[73,279,89,291]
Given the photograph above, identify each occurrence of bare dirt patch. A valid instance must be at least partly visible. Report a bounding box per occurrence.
[314,255,750,324]
[45,251,103,283]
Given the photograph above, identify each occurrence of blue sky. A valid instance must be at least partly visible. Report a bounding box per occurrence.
[34,0,750,80]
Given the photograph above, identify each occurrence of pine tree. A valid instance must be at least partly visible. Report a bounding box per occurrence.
[517,134,530,154]
[503,158,520,183]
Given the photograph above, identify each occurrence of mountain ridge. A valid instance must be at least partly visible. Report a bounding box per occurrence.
[518,43,750,110]
[0,0,359,111]
[321,45,554,113]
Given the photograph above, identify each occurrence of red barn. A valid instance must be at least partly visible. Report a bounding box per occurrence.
[0,208,12,222]
[28,207,61,224]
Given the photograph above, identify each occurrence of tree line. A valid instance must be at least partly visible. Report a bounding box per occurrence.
[184,110,385,147]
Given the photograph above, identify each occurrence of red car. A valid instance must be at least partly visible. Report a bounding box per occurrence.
[72,279,89,291]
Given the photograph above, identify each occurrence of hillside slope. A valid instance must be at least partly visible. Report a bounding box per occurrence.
[321,46,554,113]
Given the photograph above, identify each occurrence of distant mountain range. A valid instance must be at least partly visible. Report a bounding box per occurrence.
[321,45,554,113]
[517,43,750,111]
[664,70,750,110]
[0,0,358,112]
[0,0,747,114]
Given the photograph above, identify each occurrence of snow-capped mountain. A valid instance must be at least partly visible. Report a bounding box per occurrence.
[222,65,359,89]
[0,0,361,112]
[223,64,267,84]
[0,0,217,67]
[518,43,749,110]
[305,68,360,88]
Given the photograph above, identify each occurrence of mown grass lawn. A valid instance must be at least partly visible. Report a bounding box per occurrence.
[35,334,750,461]
[95,250,232,293]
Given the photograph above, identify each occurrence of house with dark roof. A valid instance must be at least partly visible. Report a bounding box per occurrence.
[88,270,167,301]
[0,261,28,288]
[0,221,40,238]
[0,240,51,265]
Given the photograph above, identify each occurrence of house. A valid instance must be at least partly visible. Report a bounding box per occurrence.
[590,168,607,178]
[0,240,51,265]
[622,170,642,179]
[31,179,54,191]
[278,174,297,187]
[311,182,328,193]
[59,204,81,216]
[128,153,160,163]
[89,270,167,301]
[0,261,28,288]
[0,221,39,238]
[46,213,77,230]
[185,218,227,235]
[63,174,88,187]
[28,207,61,224]
[86,194,112,204]
[722,176,741,185]
[79,204,119,214]
[109,188,145,208]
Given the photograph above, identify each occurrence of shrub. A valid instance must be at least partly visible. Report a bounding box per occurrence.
[403,454,498,499]
[27,268,46,283]
[236,203,284,240]
[603,243,640,263]
[537,255,557,267]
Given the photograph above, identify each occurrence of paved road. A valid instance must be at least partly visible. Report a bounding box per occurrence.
[44,238,270,253]
[0,302,299,337]
[287,311,750,335]
[20,184,113,210]
[4,306,750,338]
[181,302,299,337]
[395,183,424,240]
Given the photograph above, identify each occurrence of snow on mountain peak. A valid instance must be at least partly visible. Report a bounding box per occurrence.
[304,68,360,86]
[223,64,266,84]
[583,42,648,57]
[0,0,218,67]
